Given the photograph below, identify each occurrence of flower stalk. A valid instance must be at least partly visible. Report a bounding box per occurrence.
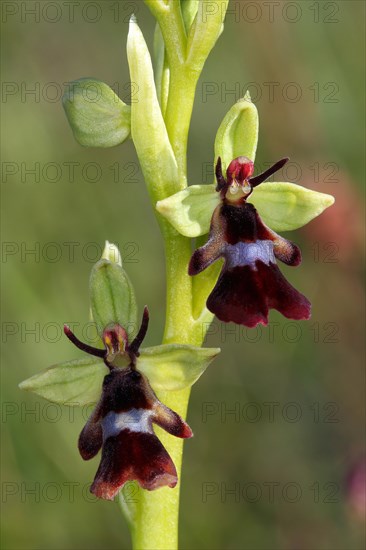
[128,7,217,544]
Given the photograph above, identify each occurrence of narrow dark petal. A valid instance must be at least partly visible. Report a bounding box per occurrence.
[258,261,311,320]
[188,249,204,275]
[249,157,289,187]
[207,265,269,327]
[64,325,105,359]
[90,430,177,500]
[129,306,149,357]
[153,403,193,439]
[215,156,227,192]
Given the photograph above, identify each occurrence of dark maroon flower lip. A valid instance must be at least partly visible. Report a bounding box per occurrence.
[90,430,178,500]
[78,366,193,500]
[189,157,311,328]
[206,260,311,327]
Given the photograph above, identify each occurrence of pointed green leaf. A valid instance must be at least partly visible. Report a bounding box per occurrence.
[19,358,106,406]
[101,240,122,266]
[127,17,179,201]
[153,22,169,116]
[214,94,259,173]
[138,344,220,391]
[181,0,199,32]
[187,0,229,71]
[90,259,138,339]
[144,0,167,16]
[63,78,131,148]
[250,182,335,232]
[156,184,219,237]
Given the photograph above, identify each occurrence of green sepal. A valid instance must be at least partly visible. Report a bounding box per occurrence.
[90,259,138,339]
[250,182,335,232]
[157,179,335,237]
[156,184,220,238]
[214,94,259,172]
[138,344,220,391]
[19,358,106,406]
[19,344,220,406]
[63,78,131,148]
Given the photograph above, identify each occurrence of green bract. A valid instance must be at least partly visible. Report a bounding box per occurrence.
[63,78,131,148]
[187,0,229,71]
[181,0,199,33]
[157,95,335,236]
[153,23,169,115]
[127,17,178,201]
[90,258,138,339]
[214,93,259,171]
[101,240,122,266]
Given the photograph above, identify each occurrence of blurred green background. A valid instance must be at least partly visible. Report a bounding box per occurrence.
[1,1,365,549]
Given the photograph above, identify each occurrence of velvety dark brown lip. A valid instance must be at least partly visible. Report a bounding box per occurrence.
[78,365,192,500]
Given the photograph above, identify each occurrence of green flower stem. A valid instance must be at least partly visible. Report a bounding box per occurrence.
[146,0,200,183]
[131,388,191,550]
[123,196,218,550]
[145,0,186,66]
[132,234,209,549]
[132,219,208,550]
[163,230,197,344]
[131,68,210,550]
[130,4,225,547]
[164,68,199,184]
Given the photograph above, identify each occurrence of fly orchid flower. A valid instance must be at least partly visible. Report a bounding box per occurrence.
[20,251,219,500]
[156,95,335,327]
[189,156,310,327]
[64,308,192,500]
